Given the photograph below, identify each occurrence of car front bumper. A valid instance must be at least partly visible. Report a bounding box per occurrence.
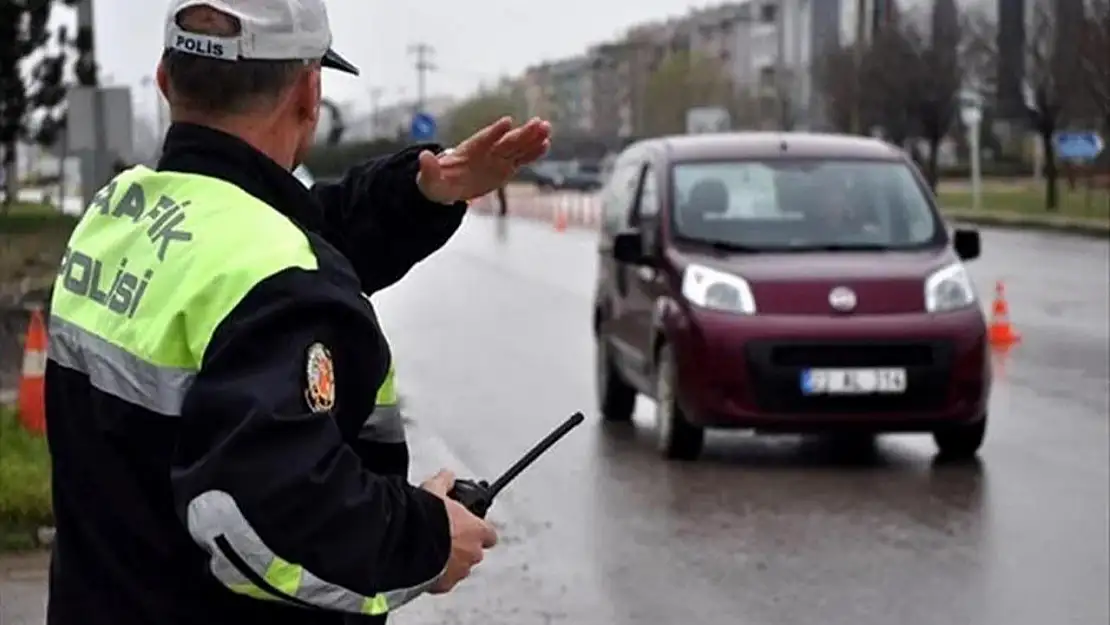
[668,307,991,432]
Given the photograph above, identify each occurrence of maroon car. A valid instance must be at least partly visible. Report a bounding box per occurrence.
[593,133,989,461]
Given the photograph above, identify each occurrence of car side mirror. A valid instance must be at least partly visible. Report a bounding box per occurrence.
[612,231,646,264]
[953,228,980,261]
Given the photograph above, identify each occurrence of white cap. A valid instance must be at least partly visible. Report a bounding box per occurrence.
[164,0,358,75]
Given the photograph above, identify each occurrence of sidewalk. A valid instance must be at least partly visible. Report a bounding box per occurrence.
[0,551,48,625]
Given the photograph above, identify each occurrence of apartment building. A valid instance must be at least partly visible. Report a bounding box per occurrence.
[587,28,665,138]
[584,3,769,138]
[515,0,1072,138]
[551,56,595,133]
[521,0,970,137]
[521,65,556,121]
[523,56,596,133]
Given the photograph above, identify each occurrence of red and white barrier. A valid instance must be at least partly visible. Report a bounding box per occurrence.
[469,187,602,230]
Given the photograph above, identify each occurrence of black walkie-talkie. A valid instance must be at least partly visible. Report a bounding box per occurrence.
[447,412,585,518]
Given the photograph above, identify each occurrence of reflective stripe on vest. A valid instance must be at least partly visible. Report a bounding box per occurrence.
[48,167,434,615]
[375,362,397,406]
[362,362,405,443]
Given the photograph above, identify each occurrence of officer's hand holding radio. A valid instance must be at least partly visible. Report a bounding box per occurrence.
[415,414,584,597]
[420,470,499,593]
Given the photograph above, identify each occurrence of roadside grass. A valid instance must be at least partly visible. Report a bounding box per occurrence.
[935,182,1110,232]
[0,202,79,234]
[0,405,52,552]
[0,202,77,294]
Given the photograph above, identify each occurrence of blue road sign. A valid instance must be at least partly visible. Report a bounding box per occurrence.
[410,112,436,141]
[1053,131,1104,162]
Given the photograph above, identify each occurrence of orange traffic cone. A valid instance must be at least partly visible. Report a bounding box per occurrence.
[988,281,1020,347]
[18,308,48,435]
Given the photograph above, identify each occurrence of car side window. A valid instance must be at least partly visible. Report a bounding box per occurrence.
[601,160,638,235]
[628,165,659,228]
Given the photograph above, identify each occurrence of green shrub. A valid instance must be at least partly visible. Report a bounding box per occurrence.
[0,406,53,550]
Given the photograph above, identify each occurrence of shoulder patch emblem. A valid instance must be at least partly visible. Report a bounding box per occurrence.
[305,343,336,413]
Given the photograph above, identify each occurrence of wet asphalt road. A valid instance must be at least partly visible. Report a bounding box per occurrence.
[385,216,1109,625]
[3,215,1108,625]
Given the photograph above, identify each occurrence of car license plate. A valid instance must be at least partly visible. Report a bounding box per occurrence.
[801,368,907,395]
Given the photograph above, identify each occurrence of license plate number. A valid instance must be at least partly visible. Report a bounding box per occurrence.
[801,368,907,395]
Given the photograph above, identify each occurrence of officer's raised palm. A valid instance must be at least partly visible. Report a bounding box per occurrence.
[416,117,552,204]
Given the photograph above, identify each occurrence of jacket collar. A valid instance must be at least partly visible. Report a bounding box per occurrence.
[156,122,326,233]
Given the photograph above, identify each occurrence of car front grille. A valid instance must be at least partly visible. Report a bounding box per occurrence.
[746,340,953,414]
[768,343,936,368]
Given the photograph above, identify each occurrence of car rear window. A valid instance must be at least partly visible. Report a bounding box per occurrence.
[670,159,942,250]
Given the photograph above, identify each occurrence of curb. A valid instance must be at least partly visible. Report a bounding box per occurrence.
[942,210,1110,238]
[0,526,54,554]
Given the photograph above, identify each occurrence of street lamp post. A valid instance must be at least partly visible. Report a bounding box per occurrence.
[960,90,984,212]
[76,0,110,206]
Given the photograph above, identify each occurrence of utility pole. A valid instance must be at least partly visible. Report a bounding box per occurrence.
[850,0,868,135]
[76,0,109,207]
[407,43,436,113]
[368,87,383,138]
[775,0,791,130]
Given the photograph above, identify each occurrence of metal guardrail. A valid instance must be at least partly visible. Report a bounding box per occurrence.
[0,306,30,395]
[0,297,48,398]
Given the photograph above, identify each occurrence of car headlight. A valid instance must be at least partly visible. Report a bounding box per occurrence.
[925,263,976,312]
[681,264,756,314]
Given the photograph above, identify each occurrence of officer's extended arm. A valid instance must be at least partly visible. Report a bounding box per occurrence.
[171,270,450,615]
[312,144,466,294]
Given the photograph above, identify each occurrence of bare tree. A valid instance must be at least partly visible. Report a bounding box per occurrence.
[812,43,863,133]
[900,1,968,191]
[1080,0,1110,129]
[860,25,920,147]
[443,87,525,147]
[1017,0,1089,210]
[813,12,921,146]
[640,50,747,136]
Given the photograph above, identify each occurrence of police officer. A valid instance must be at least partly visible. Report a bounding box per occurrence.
[43,1,551,624]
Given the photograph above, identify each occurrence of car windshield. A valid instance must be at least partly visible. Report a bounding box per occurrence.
[670,159,943,251]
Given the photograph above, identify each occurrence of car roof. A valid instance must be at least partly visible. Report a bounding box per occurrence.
[635,132,907,162]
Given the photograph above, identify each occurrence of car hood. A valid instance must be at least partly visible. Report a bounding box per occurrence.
[679,248,956,315]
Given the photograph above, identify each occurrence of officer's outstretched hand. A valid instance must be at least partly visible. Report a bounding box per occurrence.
[420,469,498,594]
[416,117,552,204]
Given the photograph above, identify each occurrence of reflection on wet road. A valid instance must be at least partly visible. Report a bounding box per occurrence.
[381,216,1109,625]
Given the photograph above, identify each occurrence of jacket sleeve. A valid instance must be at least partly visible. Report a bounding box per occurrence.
[171,268,450,615]
[312,144,467,294]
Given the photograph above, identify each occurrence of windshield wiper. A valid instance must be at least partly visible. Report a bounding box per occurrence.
[790,243,894,252]
[706,240,763,253]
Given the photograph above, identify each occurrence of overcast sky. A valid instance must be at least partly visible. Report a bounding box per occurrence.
[51,0,725,120]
